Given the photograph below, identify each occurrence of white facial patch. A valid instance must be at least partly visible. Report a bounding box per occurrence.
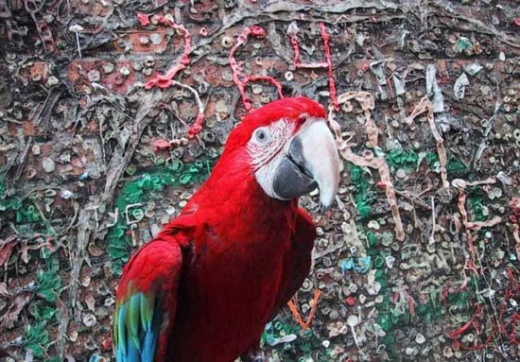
[248,119,296,199]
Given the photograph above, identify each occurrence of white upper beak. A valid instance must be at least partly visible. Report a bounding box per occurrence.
[271,119,340,208]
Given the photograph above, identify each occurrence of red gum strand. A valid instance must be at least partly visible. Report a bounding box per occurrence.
[144,16,191,90]
[320,23,339,111]
[139,14,203,138]
[289,23,337,109]
[229,26,284,112]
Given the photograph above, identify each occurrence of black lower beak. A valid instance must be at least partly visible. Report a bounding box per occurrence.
[272,137,317,200]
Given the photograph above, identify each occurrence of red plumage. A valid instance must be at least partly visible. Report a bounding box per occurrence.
[114,98,330,362]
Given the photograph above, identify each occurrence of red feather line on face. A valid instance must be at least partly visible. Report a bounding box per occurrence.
[248,120,295,173]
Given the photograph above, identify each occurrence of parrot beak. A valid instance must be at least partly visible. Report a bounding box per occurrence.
[273,119,340,209]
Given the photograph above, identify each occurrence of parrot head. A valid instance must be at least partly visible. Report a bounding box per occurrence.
[215,97,340,209]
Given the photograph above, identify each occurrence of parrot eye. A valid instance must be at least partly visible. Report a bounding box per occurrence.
[253,128,270,144]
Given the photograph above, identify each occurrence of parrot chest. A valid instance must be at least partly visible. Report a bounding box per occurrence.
[170,228,292,361]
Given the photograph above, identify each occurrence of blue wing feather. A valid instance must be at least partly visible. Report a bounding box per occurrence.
[143,300,161,361]
[115,292,162,362]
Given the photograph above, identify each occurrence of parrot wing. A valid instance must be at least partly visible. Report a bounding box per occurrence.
[274,207,316,311]
[241,207,316,361]
[113,218,193,362]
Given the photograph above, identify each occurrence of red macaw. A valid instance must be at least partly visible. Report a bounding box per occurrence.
[113,97,340,362]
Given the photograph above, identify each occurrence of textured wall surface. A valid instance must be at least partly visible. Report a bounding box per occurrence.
[1,1,520,361]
